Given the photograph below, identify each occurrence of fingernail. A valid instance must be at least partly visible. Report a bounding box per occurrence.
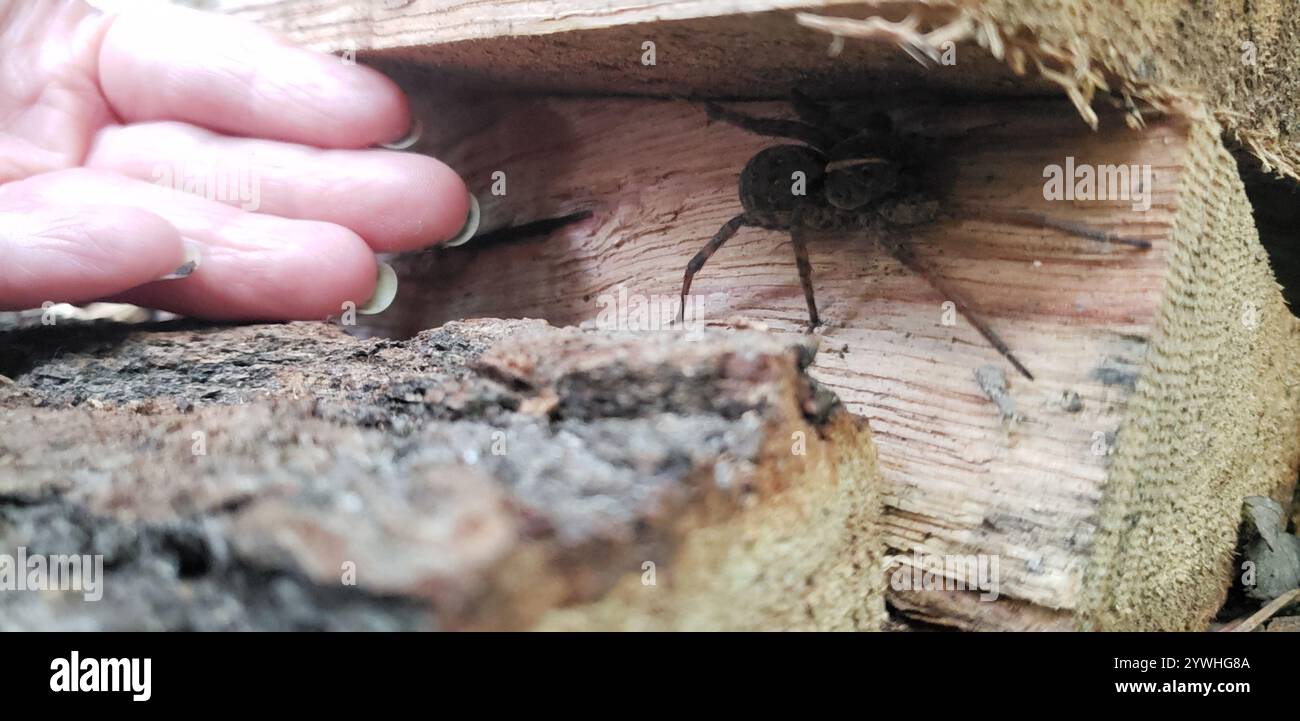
[157,238,202,281]
[379,116,422,151]
[443,193,480,247]
[359,262,398,315]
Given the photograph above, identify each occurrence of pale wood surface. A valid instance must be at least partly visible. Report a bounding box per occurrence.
[214,0,1047,98]
[221,0,862,44]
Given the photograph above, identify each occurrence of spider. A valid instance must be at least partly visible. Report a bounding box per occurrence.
[677,92,1152,381]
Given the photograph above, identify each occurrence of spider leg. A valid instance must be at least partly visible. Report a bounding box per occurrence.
[678,213,751,325]
[882,234,1035,381]
[956,205,1152,250]
[789,207,821,330]
[704,103,834,152]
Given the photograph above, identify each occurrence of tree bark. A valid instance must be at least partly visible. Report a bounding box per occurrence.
[0,319,881,630]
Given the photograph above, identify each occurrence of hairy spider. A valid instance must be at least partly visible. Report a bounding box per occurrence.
[678,92,1152,381]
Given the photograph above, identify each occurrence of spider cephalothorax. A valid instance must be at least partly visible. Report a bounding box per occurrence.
[678,92,1152,381]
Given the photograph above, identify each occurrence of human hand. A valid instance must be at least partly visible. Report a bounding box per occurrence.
[0,0,473,318]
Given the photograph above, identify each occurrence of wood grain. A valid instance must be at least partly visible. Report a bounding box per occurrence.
[216,0,1047,98]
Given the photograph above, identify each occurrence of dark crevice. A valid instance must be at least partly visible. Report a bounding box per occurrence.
[1235,150,1300,314]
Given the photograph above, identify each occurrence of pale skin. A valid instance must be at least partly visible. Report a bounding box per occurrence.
[0,0,470,318]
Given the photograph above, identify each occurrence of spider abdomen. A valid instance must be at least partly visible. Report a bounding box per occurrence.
[738,145,827,216]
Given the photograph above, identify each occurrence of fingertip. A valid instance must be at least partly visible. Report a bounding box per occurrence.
[262,49,414,149]
[427,165,473,247]
[211,220,379,320]
[345,67,413,148]
[358,153,470,252]
[311,225,383,317]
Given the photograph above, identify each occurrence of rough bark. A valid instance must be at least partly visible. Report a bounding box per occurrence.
[0,319,882,630]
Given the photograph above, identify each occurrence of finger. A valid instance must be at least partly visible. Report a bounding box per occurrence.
[4,169,382,320]
[98,6,409,149]
[102,258,387,323]
[0,202,187,310]
[85,122,471,252]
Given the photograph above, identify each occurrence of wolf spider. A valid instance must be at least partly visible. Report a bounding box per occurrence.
[677,92,1152,381]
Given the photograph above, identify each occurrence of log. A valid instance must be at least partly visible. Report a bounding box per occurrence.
[215,0,1300,179]
[358,91,1299,630]
[143,0,1300,629]
[0,319,882,631]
